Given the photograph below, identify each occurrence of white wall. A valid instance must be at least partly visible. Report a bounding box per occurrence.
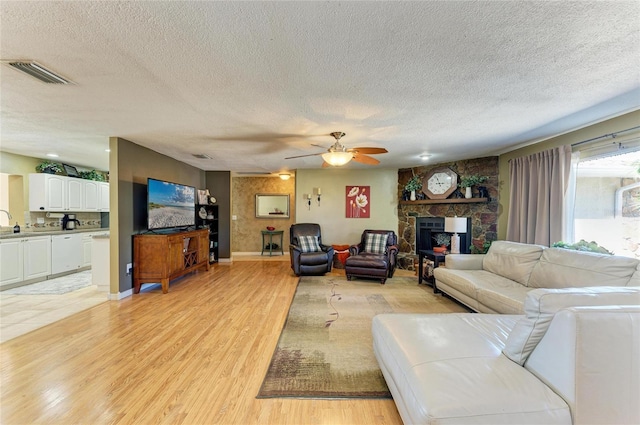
[294,168,399,245]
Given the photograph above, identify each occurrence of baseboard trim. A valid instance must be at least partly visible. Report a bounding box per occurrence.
[233,251,290,257]
[110,288,132,300]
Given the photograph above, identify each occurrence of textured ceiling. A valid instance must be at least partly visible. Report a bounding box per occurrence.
[1,1,639,173]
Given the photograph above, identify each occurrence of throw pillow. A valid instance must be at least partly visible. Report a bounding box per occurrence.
[298,235,321,253]
[365,233,389,254]
[503,286,640,365]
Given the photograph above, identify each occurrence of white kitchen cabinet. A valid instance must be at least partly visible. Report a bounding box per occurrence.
[82,233,93,267]
[0,239,24,287]
[82,231,110,268]
[29,174,66,211]
[0,236,51,287]
[23,236,52,280]
[30,174,109,212]
[98,182,109,212]
[30,174,84,212]
[92,234,110,293]
[67,179,83,211]
[83,180,100,211]
[51,233,82,274]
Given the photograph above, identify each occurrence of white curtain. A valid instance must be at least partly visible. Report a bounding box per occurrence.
[506,145,572,246]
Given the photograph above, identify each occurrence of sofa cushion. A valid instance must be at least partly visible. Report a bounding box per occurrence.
[474,280,530,314]
[528,247,639,288]
[372,313,571,425]
[365,232,388,254]
[298,235,320,253]
[482,241,545,286]
[433,269,501,300]
[626,262,640,287]
[434,268,528,313]
[503,287,640,365]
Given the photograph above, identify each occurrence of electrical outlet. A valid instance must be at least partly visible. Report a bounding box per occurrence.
[126,263,132,275]
[37,217,45,224]
[232,215,237,221]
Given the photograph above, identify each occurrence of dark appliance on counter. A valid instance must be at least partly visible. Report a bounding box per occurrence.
[62,214,81,230]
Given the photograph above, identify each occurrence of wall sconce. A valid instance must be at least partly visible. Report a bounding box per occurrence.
[306,193,312,210]
[314,187,322,206]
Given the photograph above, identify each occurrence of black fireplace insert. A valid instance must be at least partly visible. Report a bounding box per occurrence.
[416,217,472,253]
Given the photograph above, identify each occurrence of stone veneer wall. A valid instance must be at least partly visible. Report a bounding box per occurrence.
[397,156,499,261]
[232,176,295,252]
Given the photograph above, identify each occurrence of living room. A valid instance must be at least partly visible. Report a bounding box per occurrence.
[1,1,639,424]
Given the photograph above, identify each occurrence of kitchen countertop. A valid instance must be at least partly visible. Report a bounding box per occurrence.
[0,228,110,240]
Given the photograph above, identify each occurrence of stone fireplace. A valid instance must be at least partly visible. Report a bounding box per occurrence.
[396,156,499,270]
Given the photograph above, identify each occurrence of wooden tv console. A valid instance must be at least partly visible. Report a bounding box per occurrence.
[133,228,210,294]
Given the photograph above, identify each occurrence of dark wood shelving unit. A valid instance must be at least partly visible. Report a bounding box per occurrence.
[399,197,489,205]
[197,204,219,263]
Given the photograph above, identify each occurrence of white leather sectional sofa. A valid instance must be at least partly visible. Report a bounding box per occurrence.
[372,242,640,424]
[373,287,640,424]
[433,240,640,314]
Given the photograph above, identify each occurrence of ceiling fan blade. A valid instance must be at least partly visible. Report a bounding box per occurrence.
[348,147,388,155]
[352,154,380,165]
[284,152,324,159]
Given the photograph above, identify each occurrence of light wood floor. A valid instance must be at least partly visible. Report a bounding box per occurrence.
[0,260,425,425]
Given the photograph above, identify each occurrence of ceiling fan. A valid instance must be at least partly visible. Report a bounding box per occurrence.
[284,132,388,166]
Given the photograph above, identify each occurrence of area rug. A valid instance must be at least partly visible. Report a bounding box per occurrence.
[3,271,93,295]
[257,275,468,399]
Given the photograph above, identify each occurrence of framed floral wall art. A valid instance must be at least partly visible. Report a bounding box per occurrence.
[346,186,370,218]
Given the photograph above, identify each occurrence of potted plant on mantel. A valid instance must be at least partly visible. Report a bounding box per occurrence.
[459,175,488,199]
[433,233,451,253]
[405,175,423,201]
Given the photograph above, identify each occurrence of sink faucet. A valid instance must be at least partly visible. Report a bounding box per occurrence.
[0,209,12,221]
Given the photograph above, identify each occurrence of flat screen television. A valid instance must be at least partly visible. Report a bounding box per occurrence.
[147,178,196,230]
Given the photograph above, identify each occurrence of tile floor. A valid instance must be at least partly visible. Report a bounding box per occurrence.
[0,276,108,344]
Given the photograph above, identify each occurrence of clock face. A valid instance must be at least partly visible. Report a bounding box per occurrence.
[427,172,453,194]
[422,168,458,199]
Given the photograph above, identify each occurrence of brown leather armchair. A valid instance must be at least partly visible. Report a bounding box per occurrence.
[345,230,399,284]
[289,223,334,276]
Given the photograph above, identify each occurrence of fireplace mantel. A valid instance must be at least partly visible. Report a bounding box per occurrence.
[399,197,488,205]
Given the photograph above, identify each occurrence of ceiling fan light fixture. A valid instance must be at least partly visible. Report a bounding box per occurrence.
[279,173,291,180]
[322,151,353,166]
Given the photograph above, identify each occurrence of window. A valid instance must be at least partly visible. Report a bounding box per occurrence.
[572,149,640,258]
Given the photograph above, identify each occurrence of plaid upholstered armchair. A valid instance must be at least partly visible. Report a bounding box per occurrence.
[289,223,334,276]
[345,230,399,284]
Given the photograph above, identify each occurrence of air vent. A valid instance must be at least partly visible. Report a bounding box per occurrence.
[4,61,72,84]
[192,154,212,159]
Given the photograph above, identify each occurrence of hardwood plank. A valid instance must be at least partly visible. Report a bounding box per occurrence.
[1,261,407,424]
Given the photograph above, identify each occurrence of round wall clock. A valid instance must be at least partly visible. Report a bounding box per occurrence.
[422,168,458,199]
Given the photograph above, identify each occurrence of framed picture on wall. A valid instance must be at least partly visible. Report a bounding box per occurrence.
[346,186,370,218]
